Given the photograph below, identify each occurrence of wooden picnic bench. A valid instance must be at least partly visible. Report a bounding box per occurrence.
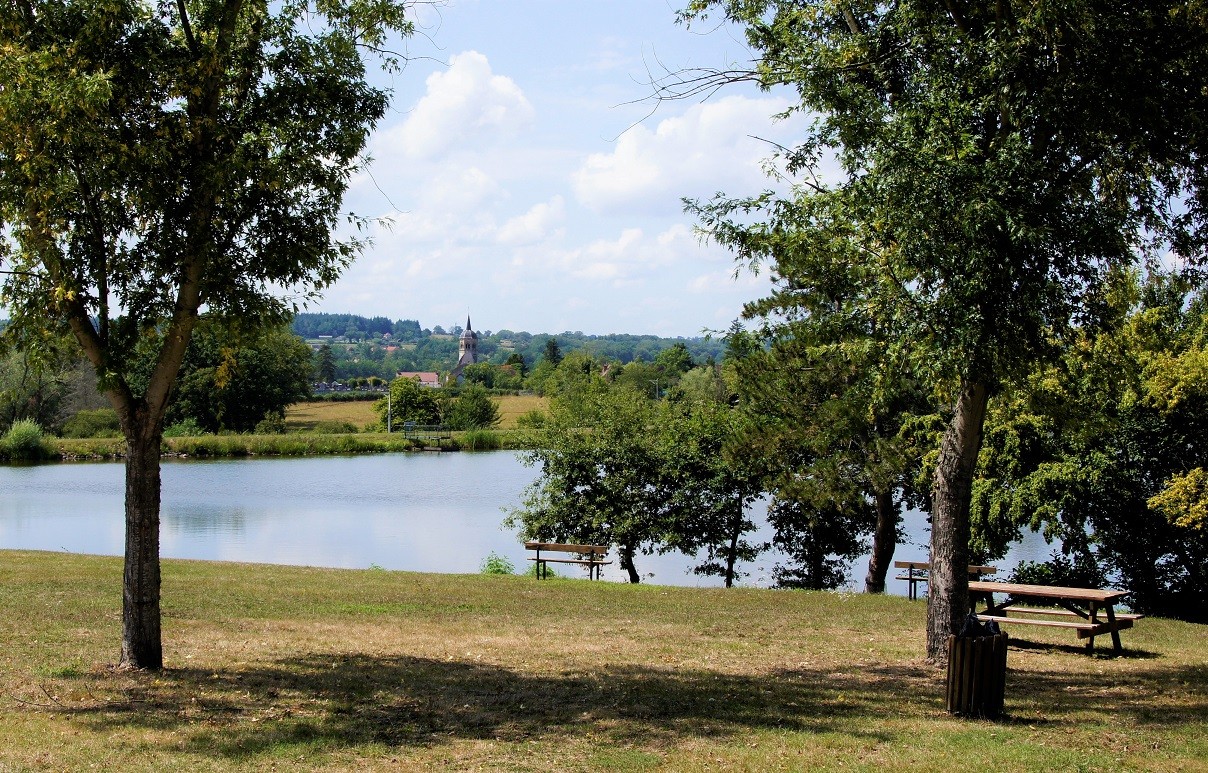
[969,580,1141,655]
[525,541,611,580]
[894,560,997,600]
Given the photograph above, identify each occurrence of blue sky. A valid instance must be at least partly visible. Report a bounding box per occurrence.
[320,0,807,337]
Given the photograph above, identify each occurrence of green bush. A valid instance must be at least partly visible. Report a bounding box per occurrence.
[1,419,55,461]
[516,409,547,429]
[254,412,287,435]
[61,408,121,439]
[313,420,358,434]
[163,418,205,438]
[480,552,516,575]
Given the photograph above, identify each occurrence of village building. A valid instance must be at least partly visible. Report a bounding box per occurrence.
[395,371,441,388]
[450,316,479,382]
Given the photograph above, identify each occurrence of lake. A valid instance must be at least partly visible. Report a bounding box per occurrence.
[0,451,1057,592]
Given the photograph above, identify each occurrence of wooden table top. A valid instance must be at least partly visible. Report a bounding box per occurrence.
[968,581,1127,603]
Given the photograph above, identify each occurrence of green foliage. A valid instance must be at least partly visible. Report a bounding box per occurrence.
[162,321,313,434]
[60,408,121,439]
[766,498,869,591]
[479,552,516,576]
[1,419,54,461]
[377,375,443,429]
[683,0,1208,651]
[312,420,358,435]
[510,378,765,585]
[315,344,337,384]
[163,419,205,438]
[972,272,1208,621]
[1010,551,1107,593]
[515,409,547,429]
[445,384,501,430]
[253,412,287,435]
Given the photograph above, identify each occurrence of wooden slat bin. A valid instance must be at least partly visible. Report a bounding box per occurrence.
[946,632,1008,719]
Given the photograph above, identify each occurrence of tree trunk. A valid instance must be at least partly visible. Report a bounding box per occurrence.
[927,379,990,663]
[620,543,640,583]
[864,489,898,594]
[724,496,741,588]
[121,429,164,669]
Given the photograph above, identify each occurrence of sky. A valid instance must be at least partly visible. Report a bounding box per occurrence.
[318,0,809,338]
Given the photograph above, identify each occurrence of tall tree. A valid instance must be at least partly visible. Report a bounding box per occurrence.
[681,1,1207,661]
[0,0,414,668]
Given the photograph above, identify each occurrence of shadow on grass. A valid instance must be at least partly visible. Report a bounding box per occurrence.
[71,655,923,760]
[1004,662,1208,726]
[1005,638,1161,660]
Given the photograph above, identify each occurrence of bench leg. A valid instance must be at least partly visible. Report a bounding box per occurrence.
[1106,604,1123,654]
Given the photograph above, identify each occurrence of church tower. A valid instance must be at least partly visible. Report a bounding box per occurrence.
[451,315,479,381]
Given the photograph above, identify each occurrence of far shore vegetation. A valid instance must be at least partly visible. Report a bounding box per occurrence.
[1,550,1204,771]
[0,395,544,462]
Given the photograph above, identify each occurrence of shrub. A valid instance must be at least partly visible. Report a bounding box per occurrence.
[254,412,287,435]
[516,409,547,429]
[61,408,122,439]
[313,420,358,434]
[480,552,516,575]
[163,418,206,438]
[1,419,55,461]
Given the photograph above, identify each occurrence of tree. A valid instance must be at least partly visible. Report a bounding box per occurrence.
[542,337,563,366]
[163,321,313,433]
[971,270,1208,621]
[0,0,414,668]
[445,383,501,430]
[509,382,668,583]
[682,1,1207,661]
[378,375,442,428]
[658,398,766,587]
[315,344,337,384]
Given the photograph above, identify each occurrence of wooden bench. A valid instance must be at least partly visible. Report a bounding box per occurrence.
[969,581,1138,655]
[525,541,611,580]
[894,561,997,600]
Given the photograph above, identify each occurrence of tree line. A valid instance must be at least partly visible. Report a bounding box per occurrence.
[508,272,1208,624]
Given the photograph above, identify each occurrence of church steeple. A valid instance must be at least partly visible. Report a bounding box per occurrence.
[452,314,479,381]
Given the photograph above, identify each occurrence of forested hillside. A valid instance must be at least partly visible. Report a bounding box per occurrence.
[292,312,726,381]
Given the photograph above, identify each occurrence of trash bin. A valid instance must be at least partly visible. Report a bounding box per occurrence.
[946,616,1008,719]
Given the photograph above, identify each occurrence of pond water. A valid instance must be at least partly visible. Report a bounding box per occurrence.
[0,452,1057,593]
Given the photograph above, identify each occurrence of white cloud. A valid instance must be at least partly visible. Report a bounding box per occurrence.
[396,51,534,159]
[497,196,565,245]
[572,94,803,216]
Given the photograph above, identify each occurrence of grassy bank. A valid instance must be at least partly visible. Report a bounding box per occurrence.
[2,550,1204,771]
[49,429,528,460]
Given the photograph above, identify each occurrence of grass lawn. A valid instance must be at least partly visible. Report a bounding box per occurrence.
[284,394,547,433]
[1,550,1204,772]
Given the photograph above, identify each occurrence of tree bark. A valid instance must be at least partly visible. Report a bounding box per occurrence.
[620,543,640,583]
[864,489,898,593]
[724,496,741,588]
[121,426,164,669]
[927,379,990,663]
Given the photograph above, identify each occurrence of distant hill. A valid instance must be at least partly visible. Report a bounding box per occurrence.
[291,313,727,370]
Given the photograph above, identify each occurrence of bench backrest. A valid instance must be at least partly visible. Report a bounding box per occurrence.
[525,541,608,556]
[893,560,996,574]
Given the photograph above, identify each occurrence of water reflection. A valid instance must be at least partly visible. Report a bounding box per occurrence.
[0,452,1056,591]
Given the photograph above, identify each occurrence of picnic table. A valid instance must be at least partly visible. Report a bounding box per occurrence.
[968,580,1140,655]
[894,560,997,600]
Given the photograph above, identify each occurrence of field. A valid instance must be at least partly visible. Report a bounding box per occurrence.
[284,394,547,432]
[2,550,1205,772]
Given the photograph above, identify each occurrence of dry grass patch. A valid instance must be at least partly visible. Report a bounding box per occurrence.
[285,400,380,432]
[2,551,1205,772]
[494,394,547,429]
